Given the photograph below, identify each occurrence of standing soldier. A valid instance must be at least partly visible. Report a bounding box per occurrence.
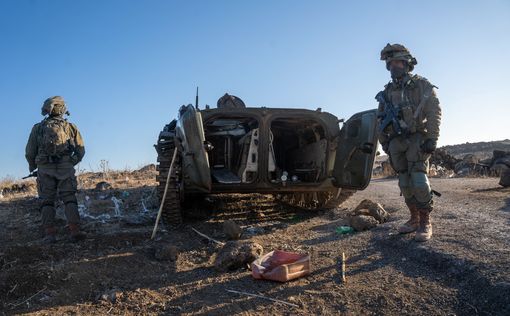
[377,44,442,242]
[25,96,86,243]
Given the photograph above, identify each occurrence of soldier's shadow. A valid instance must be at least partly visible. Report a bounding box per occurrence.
[345,224,510,315]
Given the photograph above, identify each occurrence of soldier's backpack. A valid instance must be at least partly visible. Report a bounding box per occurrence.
[39,117,73,160]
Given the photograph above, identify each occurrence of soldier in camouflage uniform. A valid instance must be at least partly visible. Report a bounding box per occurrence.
[25,96,86,243]
[377,44,442,242]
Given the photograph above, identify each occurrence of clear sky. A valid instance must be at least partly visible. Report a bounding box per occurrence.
[1,0,509,178]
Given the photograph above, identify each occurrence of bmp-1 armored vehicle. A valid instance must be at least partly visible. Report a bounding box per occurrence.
[155,93,378,225]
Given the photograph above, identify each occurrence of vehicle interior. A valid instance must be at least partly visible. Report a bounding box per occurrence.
[204,116,328,185]
[269,118,328,184]
[204,117,260,184]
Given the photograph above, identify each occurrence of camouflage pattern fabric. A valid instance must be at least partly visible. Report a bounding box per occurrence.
[377,74,442,211]
[25,117,85,174]
[37,170,80,228]
[26,101,85,229]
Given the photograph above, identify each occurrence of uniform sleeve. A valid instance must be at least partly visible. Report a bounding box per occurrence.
[25,124,39,171]
[377,101,389,146]
[423,88,442,140]
[377,86,392,147]
[70,123,85,164]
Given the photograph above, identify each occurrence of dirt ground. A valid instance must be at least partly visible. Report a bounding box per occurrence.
[1,177,509,315]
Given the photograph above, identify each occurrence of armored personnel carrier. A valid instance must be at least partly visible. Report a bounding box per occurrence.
[155,94,378,225]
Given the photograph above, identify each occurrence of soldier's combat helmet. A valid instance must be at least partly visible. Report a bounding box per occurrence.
[380,43,417,71]
[41,96,68,116]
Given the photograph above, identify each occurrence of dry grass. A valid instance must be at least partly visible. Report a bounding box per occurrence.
[77,164,157,190]
[0,164,157,200]
[0,175,17,189]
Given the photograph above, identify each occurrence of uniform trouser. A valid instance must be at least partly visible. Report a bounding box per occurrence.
[37,172,80,228]
[388,133,433,211]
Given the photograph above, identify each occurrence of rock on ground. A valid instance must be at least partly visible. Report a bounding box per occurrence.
[223,220,242,240]
[214,240,263,271]
[95,181,113,191]
[353,199,389,223]
[500,168,510,187]
[154,244,179,261]
[349,215,379,231]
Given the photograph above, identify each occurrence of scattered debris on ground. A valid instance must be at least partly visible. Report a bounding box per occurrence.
[1,165,509,315]
[349,214,379,231]
[432,149,510,178]
[154,244,179,261]
[348,199,389,231]
[214,240,264,272]
[375,147,510,181]
[223,220,242,240]
[252,250,310,282]
[499,168,510,187]
[353,199,389,224]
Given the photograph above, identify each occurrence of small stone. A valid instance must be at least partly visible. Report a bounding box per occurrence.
[155,245,179,261]
[354,199,378,212]
[214,240,263,271]
[499,168,510,187]
[223,220,242,240]
[245,226,264,235]
[349,215,379,231]
[98,290,119,304]
[353,199,389,223]
[95,181,112,191]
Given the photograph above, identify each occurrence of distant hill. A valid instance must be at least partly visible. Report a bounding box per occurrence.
[440,139,510,159]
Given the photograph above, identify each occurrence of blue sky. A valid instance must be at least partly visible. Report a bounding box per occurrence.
[1,0,509,178]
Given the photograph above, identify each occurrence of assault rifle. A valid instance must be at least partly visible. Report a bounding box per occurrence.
[22,170,38,179]
[375,91,403,136]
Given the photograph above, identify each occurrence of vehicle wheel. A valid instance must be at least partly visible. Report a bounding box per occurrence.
[319,189,355,209]
[275,189,354,210]
[155,122,183,226]
[182,194,213,219]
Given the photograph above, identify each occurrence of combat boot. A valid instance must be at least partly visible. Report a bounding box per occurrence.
[43,226,57,244]
[68,223,86,242]
[415,210,432,242]
[398,204,420,234]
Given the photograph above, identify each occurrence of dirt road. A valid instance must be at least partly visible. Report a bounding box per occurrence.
[1,177,509,315]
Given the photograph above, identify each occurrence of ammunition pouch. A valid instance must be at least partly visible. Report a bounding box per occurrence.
[36,153,73,165]
[48,155,63,164]
[399,104,417,134]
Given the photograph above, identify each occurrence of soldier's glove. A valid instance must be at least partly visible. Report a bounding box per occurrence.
[421,138,437,154]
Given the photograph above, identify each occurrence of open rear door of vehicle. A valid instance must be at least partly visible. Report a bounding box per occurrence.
[332,109,378,190]
[176,104,211,193]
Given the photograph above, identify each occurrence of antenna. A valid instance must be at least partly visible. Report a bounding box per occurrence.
[195,87,199,109]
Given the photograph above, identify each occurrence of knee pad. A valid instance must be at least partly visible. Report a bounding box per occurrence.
[398,172,414,200]
[410,172,433,206]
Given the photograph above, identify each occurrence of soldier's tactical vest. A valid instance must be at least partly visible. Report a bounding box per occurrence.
[38,117,74,163]
[384,75,433,136]
[387,86,418,134]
